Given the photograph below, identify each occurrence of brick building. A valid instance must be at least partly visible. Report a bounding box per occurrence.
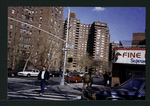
[62,12,90,72]
[63,12,110,74]
[87,22,110,74]
[8,7,64,71]
[132,32,146,45]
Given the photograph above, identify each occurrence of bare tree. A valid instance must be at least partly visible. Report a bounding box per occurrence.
[76,53,94,72]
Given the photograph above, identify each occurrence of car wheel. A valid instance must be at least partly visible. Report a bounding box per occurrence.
[27,74,31,77]
[76,79,78,83]
[11,73,15,77]
[53,75,54,77]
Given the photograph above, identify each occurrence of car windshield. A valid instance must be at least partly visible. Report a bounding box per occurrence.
[121,78,145,92]
[70,74,76,76]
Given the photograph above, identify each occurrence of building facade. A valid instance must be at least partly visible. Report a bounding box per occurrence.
[111,47,146,87]
[87,22,110,74]
[8,7,64,71]
[63,12,110,74]
[132,32,146,45]
[62,12,90,72]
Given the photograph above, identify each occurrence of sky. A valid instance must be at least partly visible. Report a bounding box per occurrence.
[63,7,146,45]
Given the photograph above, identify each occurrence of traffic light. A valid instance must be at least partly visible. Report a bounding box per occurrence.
[68,57,73,62]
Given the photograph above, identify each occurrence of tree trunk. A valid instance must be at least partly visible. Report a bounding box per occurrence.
[23,52,33,71]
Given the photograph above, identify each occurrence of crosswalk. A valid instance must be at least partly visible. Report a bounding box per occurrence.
[8,89,82,101]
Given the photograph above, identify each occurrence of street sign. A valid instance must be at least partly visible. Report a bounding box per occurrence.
[67,44,74,48]
[62,48,70,51]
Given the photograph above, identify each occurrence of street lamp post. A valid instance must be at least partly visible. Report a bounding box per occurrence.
[60,7,70,85]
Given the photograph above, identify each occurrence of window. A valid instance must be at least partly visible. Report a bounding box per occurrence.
[59,16,60,20]
[10,25,13,29]
[12,9,15,14]
[51,18,53,22]
[32,11,34,14]
[52,11,53,15]
[8,40,11,45]
[59,11,61,14]
[35,59,37,63]
[9,32,12,38]
[39,23,41,28]
[39,30,41,34]
[54,28,56,31]
[39,16,42,21]
[36,51,38,55]
[55,8,58,12]
[55,14,57,18]
[100,55,103,57]
[40,9,43,14]
[54,20,57,25]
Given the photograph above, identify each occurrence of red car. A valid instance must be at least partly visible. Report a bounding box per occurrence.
[65,73,83,83]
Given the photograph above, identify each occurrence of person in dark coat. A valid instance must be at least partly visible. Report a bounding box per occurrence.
[37,66,50,96]
[82,69,93,92]
[103,72,109,86]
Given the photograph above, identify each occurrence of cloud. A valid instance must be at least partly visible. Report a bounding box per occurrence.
[93,7,105,11]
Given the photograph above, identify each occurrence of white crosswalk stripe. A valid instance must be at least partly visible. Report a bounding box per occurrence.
[8,91,82,101]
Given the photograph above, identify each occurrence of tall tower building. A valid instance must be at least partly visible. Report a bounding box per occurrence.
[63,12,90,72]
[8,7,63,71]
[87,21,110,73]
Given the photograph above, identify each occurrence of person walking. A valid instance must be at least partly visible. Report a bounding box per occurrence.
[103,72,109,86]
[37,66,50,96]
[82,69,93,92]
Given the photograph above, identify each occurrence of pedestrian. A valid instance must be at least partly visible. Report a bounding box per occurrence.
[103,72,109,86]
[37,66,50,96]
[82,69,93,92]
[67,70,70,84]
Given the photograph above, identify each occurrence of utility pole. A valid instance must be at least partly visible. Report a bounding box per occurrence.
[60,7,70,85]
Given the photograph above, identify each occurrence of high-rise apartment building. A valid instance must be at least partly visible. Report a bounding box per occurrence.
[63,12,110,73]
[8,7,63,71]
[87,22,110,73]
[63,12,90,71]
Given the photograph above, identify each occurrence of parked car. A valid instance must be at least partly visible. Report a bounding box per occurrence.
[65,73,83,83]
[82,78,145,100]
[49,71,62,77]
[79,72,85,77]
[8,68,18,77]
[17,69,40,77]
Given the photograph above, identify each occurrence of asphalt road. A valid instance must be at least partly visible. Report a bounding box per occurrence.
[8,76,104,100]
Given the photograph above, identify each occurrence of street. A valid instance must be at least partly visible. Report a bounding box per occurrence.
[8,76,104,100]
